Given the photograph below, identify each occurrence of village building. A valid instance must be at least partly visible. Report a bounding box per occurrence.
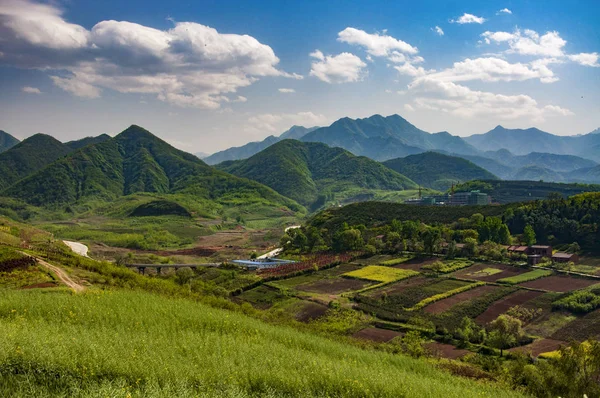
[552,252,579,264]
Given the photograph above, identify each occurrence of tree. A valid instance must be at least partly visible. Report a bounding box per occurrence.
[486,315,523,356]
[463,238,479,257]
[498,224,511,245]
[334,228,364,251]
[175,267,194,285]
[401,331,426,358]
[455,317,485,347]
[422,227,441,254]
[523,225,536,246]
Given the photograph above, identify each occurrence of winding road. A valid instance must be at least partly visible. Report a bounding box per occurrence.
[21,251,85,293]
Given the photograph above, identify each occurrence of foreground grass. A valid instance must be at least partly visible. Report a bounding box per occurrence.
[0,289,525,398]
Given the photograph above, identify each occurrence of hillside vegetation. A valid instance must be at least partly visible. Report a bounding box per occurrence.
[0,134,72,190]
[218,139,417,208]
[383,152,498,191]
[1,125,302,214]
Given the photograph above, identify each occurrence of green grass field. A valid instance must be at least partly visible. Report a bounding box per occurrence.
[497,269,553,284]
[0,289,524,398]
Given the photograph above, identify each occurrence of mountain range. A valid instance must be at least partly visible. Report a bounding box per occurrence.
[1,126,300,214]
[216,139,418,209]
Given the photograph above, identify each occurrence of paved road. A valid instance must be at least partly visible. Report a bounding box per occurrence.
[63,240,89,257]
[257,225,301,259]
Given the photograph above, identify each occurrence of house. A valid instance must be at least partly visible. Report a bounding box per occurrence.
[552,252,579,264]
[530,245,553,257]
[507,245,529,254]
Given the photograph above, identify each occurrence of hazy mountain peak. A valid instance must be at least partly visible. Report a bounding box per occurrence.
[0,130,20,153]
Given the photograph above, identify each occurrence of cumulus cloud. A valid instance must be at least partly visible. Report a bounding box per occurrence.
[337,27,418,57]
[278,88,295,93]
[0,0,299,108]
[247,112,328,133]
[406,77,573,121]
[481,29,566,57]
[394,63,432,77]
[21,86,42,94]
[309,51,367,83]
[451,13,486,24]
[497,8,512,15]
[421,57,558,84]
[568,52,599,67]
[432,26,444,36]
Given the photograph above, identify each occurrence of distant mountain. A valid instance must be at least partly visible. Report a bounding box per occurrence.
[2,125,301,212]
[565,165,600,184]
[465,125,600,161]
[511,165,564,182]
[65,134,111,151]
[0,134,71,190]
[484,150,597,173]
[300,114,479,161]
[203,126,319,165]
[216,139,417,208]
[454,154,514,179]
[382,152,498,191]
[0,130,20,153]
[194,152,210,159]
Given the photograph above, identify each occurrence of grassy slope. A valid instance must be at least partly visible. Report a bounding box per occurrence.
[0,289,523,398]
[218,139,417,207]
[383,152,498,191]
[1,126,302,214]
[0,134,71,190]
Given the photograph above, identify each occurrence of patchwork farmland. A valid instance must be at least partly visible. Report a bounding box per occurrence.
[238,253,600,360]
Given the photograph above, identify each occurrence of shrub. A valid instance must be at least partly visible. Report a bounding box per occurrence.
[553,290,600,314]
[423,259,473,273]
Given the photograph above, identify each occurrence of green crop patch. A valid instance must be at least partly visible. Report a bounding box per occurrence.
[497,269,553,285]
[423,259,473,274]
[467,268,503,278]
[343,265,419,283]
[380,257,411,266]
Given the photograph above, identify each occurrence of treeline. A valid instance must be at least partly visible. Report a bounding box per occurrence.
[505,192,600,251]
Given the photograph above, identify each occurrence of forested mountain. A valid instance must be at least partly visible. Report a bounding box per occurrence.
[217,139,417,208]
[300,114,479,161]
[466,125,600,161]
[383,152,497,191]
[455,154,514,179]
[0,134,72,190]
[203,126,319,165]
[64,134,111,150]
[1,125,301,212]
[0,130,19,153]
[511,165,565,182]
[484,150,597,173]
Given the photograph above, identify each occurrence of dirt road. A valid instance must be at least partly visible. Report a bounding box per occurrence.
[63,240,89,257]
[21,252,85,293]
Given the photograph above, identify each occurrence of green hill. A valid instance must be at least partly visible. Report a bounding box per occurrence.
[1,125,302,213]
[511,165,564,182]
[0,134,71,190]
[217,139,417,208]
[0,130,19,153]
[383,152,497,191]
[454,180,600,204]
[65,134,111,150]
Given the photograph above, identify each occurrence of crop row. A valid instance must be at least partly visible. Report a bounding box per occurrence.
[257,253,356,278]
[497,269,552,284]
[407,282,485,311]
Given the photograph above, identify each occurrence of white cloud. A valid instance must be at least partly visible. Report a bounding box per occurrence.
[278,88,295,93]
[404,104,415,112]
[233,95,247,103]
[309,51,367,84]
[406,77,573,121]
[21,86,42,94]
[451,13,486,24]
[497,8,512,15]
[481,29,566,57]
[394,62,432,77]
[568,52,599,67]
[247,112,328,133]
[432,26,444,36]
[0,0,299,109]
[337,27,418,57]
[421,57,557,84]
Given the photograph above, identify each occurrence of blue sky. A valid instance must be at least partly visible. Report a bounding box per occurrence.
[0,0,599,153]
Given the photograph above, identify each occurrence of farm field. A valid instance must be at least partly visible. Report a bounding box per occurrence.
[509,338,567,357]
[343,265,419,283]
[452,263,528,282]
[353,327,403,342]
[424,285,500,314]
[519,275,599,292]
[497,269,553,284]
[475,290,545,325]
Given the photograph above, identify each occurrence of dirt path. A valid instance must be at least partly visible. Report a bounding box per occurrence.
[21,252,85,293]
[63,240,89,257]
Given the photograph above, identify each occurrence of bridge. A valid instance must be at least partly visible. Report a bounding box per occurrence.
[126,263,220,275]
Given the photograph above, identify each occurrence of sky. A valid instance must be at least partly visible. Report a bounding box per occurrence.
[0,0,599,154]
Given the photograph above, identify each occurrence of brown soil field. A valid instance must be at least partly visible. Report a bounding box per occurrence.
[426,342,470,360]
[424,285,500,314]
[475,290,544,325]
[298,278,373,294]
[295,301,329,323]
[453,263,528,282]
[367,276,429,297]
[352,327,403,342]
[520,275,599,292]
[509,339,566,357]
[392,257,439,271]
[552,308,600,341]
